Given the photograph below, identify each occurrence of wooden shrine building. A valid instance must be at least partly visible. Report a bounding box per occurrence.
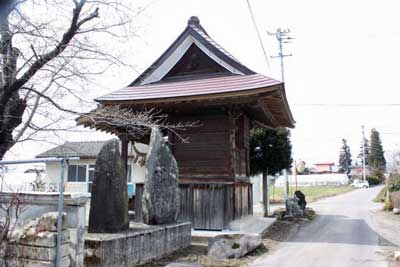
[78,16,295,230]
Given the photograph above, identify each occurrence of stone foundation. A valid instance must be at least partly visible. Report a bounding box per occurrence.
[11,230,71,266]
[84,222,191,267]
[0,192,89,267]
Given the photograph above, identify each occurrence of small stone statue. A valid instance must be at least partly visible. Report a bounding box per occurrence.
[294,190,307,210]
[285,197,303,218]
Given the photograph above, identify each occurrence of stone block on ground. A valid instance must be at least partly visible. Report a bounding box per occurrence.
[88,139,129,233]
[12,243,70,261]
[303,207,316,220]
[272,208,286,220]
[165,262,205,267]
[17,256,71,267]
[285,197,303,218]
[391,191,400,211]
[15,212,67,239]
[84,222,191,267]
[17,230,70,247]
[142,127,180,225]
[207,234,262,259]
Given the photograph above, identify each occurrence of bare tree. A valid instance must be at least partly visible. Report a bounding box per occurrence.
[77,105,199,143]
[387,150,400,174]
[0,0,141,159]
[0,190,25,266]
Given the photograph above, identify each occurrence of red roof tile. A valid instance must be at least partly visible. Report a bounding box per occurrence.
[96,74,281,102]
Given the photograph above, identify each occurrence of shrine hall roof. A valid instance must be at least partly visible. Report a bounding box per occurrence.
[86,16,295,130]
[96,74,281,103]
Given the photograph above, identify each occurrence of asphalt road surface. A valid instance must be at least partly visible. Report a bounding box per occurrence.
[248,186,390,267]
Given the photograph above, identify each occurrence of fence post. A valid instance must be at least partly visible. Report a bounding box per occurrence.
[56,158,67,267]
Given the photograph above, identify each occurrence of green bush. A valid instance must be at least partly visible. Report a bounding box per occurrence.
[366,175,381,185]
[388,175,400,192]
[384,197,393,211]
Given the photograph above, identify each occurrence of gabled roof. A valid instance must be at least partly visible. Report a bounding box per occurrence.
[85,16,295,130]
[130,16,255,86]
[36,141,141,159]
[36,141,106,159]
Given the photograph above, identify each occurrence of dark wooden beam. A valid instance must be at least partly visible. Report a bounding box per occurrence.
[257,100,278,127]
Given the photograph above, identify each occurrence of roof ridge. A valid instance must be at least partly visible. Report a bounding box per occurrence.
[128,16,255,87]
[63,140,108,144]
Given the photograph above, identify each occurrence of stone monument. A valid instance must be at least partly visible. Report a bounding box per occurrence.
[285,197,304,218]
[142,127,180,225]
[88,139,129,233]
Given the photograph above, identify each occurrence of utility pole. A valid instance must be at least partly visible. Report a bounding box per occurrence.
[362,125,367,180]
[269,28,293,199]
[268,28,293,82]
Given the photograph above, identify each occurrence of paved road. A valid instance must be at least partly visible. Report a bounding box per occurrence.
[248,186,390,267]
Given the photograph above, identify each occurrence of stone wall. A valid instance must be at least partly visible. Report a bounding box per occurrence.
[11,229,71,267]
[84,222,191,267]
[0,192,89,267]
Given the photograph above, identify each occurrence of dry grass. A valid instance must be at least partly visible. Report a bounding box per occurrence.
[269,185,356,204]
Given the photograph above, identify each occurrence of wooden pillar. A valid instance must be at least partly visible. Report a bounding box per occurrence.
[228,110,236,178]
[120,135,128,176]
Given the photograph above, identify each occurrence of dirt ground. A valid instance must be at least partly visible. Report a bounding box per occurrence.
[138,219,305,267]
[370,209,400,267]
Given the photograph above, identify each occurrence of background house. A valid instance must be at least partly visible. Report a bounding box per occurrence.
[36,141,148,196]
[313,162,336,173]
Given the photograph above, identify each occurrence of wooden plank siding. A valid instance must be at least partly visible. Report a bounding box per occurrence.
[134,108,253,230]
[135,182,252,230]
[233,114,250,179]
[170,114,232,182]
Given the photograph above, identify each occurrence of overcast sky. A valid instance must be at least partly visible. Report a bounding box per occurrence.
[10,0,400,167]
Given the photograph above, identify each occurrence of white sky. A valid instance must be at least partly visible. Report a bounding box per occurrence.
[9,0,400,167]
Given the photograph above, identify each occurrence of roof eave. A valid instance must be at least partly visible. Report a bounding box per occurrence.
[96,84,281,105]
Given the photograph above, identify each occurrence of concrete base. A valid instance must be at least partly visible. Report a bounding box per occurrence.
[192,215,276,243]
[84,221,191,267]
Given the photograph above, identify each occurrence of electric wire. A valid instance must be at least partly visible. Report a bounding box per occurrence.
[245,0,271,72]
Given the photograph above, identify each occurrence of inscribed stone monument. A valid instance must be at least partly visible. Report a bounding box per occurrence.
[88,139,129,233]
[142,127,180,225]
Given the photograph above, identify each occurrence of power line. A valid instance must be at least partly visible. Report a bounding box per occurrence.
[245,0,271,72]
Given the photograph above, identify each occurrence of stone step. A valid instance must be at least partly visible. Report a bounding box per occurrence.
[13,243,70,261]
[17,231,70,248]
[18,256,70,267]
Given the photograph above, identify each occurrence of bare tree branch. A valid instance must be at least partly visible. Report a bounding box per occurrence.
[0,0,142,158]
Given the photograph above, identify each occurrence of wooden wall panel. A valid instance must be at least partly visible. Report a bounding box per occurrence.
[135,182,253,230]
[233,114,251,179]
[171,114,231,180]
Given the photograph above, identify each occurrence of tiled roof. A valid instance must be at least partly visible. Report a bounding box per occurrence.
[36,141,140,158]
[36,141,107,158]
[189,21,243,66]
[130,16,254,86]
[96,74,281,102]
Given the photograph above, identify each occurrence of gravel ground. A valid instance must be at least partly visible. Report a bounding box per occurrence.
[370,209,400,247]
[138,219,305,267]
[370,209,400,267]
